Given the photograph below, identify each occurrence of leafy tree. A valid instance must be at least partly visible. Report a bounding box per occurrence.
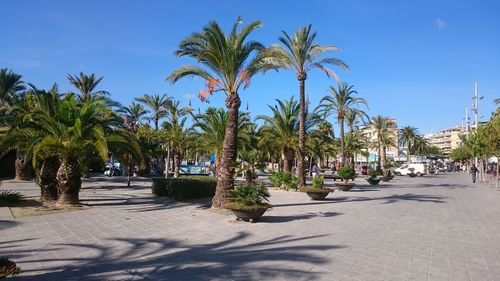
[119,102,149,125]
[167,17,275,208]
[265,24,348,187]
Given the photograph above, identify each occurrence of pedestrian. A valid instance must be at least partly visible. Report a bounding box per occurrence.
[470,164,478,183]
[311,164,319,177]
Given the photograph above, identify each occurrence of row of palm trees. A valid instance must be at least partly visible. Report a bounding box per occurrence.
[1,18,439,209]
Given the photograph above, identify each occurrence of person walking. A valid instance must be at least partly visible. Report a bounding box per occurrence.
[311,164,319,177]
[470,164,478,183]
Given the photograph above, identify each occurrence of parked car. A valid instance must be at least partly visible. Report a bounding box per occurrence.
[394,163,427,176]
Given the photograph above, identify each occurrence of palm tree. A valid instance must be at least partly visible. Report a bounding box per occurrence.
[257,98,300,172]
[370,116,394,172]
[265,24,348,187]
[399,126,418,163]
[0,68,25,109]
[317,83,367,166]
[162,99,191,177]
[191,107,252,177]
[119,102,149,125]
[67,72,109,102]
[135,94,170,131]
[167,17,275,208]
[412,135,430,157]
[0,86,61,200]
[380,131,397,167]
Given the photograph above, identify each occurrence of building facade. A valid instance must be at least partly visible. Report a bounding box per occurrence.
[424,126,463,158]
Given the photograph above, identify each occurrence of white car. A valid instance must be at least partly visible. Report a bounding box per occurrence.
[394,163,427,176]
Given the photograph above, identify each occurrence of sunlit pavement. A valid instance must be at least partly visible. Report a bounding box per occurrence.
[1,173,500,281]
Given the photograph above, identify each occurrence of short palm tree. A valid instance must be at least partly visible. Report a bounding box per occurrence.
[67,72,109,102]
[370,116,394,172]
[265,24,348,187]
[399,126,418,163]
[167,17,275,208]
[257,98,300,172]
[135,94,170,131]
[191,107,252,176]
[317,83,367,166]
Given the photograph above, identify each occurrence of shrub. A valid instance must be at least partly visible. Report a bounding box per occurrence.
[269,171,297,190]
[312,175,324,189]
[0,257,21,278]
[367,168,377,178]
[226,184,271,210]
[0,191,23,205]
[152,176,216,201]
[338,166,355,182]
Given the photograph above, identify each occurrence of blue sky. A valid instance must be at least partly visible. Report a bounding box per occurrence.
[1,0,499,134]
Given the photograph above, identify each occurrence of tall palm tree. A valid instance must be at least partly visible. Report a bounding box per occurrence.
[399,126,418,163]
[380,131,397,166]
[370,116,394,172]
[119,102,149,125]
[412,135,430,157]
[317,83,367,166]
[167,17,275,208]
[135,94,170,131]
[67,72,109,102]
[265,24,348,187]
[257,98,300,172]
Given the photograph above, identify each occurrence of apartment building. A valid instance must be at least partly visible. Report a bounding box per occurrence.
[356,118,402,163]
[424,126,463,158]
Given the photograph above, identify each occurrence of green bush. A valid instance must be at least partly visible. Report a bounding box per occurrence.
[312,175,324,189]
[338,166,355,181]
[0,190,23,205]
[368,168,377,178]
[226,184,271,210]
[269,171,298,190]
[152,176,216,201]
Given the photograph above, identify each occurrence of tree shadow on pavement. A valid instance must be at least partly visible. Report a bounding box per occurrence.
[260,211,343,223]
[15,232,343,281]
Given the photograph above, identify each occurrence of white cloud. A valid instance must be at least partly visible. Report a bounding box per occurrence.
[434,18,447,30]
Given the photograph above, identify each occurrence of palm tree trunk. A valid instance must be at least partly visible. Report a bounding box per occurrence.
[382,146,387,170]
[212,94,240,209]
[173,150,181,178]
[15,150,33,180]
[154,118,159,131]
[340,117,346,165]
[137,158,150,177]
[56,158,81,206]
[39,156,60,202]
[283,147,294,172]
[377,140,382,173]
[297,77,307,187]
[244,169,253,185]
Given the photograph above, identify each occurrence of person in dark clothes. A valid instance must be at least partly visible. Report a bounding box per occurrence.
[470,164,478,183]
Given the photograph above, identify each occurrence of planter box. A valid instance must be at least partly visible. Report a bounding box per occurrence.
[306,191,330,200]
[230,207,268,223]
[366,178,380,185]
[336,182,355,191]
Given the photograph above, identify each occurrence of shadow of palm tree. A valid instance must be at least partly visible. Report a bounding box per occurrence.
[15,232,343,280]
[260,212,343,223]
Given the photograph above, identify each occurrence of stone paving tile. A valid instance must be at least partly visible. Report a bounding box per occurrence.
[1,174,500,280]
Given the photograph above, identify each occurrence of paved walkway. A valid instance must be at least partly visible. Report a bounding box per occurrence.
[1,174,500,281]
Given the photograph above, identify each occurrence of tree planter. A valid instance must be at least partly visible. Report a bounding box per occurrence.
[366,178,381,185]
[336,182,355,191]
[306,191,330,200]
[230,207,268,223]
[380,177,391,182]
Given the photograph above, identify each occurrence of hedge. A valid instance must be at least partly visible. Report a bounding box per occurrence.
[152,176,217,201]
